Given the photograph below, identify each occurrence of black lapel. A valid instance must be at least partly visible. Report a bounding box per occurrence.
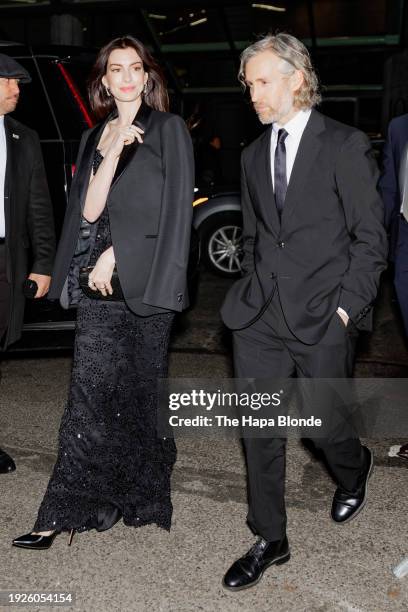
[110,101,153,188]
[75,120,107,212]
[281,109,325,225]
[3,116,20,237]
[254,126,280,230]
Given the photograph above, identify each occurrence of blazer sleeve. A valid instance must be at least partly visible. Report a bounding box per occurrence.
[46,128,92,301]
[336,130,388,323]
[378,120,400,230]
[27,130,56,276]
[66,128,92,210]
[240,151,257,276]
[142,115,194,311]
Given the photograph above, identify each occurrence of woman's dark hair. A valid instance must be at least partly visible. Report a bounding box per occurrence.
[88,35,169,120]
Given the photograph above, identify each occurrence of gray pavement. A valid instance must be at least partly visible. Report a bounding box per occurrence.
[1,271,408,612]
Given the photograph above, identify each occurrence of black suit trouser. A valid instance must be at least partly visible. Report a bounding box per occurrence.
[233,289,365,542]
[0,244,10,343]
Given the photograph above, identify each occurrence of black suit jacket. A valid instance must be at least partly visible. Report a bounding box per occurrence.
[378,113,408,261]
[2,115,55,347]
[221,109,388,344]
[48,102,194,315]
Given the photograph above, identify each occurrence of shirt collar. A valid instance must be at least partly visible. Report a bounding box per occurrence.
[273,108,312,139]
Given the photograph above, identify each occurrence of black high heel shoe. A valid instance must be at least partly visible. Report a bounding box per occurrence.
[12,529,75,550]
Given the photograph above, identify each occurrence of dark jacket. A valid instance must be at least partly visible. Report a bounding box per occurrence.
[3,115,55,347]
[378,113,408,261]
[48,102,194,315]
[221,109,388,344]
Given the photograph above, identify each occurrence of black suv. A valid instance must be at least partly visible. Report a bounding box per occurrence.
[3,43,96,350]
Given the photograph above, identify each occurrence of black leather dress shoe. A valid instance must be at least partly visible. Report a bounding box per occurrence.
[12,532,59,550]
[331,446,373,524]
[0,448,16,474]
[222,536,290,591]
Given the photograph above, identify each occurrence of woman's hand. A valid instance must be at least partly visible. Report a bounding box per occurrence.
[106,124,144,158]
[88,247,116,297]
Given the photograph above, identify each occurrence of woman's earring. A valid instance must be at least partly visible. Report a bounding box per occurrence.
[143,83,148,95]
[105,86,111,97]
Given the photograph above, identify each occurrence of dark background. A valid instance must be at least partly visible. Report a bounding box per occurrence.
[2,0,408,187]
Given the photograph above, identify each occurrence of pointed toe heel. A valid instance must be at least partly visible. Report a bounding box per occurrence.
[12,531,60,550]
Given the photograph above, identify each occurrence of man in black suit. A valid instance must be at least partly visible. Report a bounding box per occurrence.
[378,114,408,463]
[0,54,55,473]
[379,113,408,335]
[221,33,387,590]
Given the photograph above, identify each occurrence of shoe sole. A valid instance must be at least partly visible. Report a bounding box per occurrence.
[332,448,374,525]
[221,552,291,592]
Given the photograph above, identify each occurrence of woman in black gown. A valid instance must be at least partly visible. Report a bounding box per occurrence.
[13,36,194,549]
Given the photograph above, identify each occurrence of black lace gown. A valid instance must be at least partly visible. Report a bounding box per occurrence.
[33,150,176,533]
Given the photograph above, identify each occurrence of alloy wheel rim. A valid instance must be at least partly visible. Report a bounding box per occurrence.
[208,225,243,273]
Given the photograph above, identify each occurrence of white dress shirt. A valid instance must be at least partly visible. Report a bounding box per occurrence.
[0,115,6,238]
[270,108,311,189]
[270,108,348,322]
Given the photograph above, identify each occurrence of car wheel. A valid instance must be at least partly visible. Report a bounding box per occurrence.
[199,212,243,277]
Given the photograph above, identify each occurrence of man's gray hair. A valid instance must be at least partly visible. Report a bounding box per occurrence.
[239,32,321,109]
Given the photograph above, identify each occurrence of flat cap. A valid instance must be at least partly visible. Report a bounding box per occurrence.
[0,53,31,83]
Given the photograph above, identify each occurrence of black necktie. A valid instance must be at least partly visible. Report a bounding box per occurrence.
[274,128,288,215]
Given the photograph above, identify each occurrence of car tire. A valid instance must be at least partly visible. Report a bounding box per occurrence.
[199,212,243,278]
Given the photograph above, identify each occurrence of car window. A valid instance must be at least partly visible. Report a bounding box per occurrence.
[37,57,93,139]
[8,57,59,140]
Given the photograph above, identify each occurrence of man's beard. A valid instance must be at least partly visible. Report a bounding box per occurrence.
[256,109,274,125]
[254,93,294,125]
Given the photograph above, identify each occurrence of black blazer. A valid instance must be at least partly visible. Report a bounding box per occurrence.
[48,102,194,316]
[378,113,408,261]
[221,109,388,344]
[3,116,55,347]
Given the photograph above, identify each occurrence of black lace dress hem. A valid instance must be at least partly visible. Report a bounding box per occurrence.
[34,499,173,534]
